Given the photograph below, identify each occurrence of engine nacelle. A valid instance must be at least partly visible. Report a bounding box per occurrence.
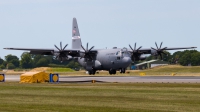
[94,60,102,69]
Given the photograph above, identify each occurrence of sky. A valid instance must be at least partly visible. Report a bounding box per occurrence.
[0,0,200,59]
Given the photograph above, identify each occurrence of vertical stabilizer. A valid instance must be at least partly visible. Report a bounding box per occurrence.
[72,18,82,49]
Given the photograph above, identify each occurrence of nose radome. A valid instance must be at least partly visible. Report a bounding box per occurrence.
[122,57,132,66]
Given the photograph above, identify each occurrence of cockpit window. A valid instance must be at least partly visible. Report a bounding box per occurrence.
[116,51,120,55]
[121,48,129,57]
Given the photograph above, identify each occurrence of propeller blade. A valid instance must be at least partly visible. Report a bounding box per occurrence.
[81,45,86,52]
[55,55,59,60]
[129,44,134,51]
[54,45,61,51]
[134,43,136,51]
[155,42,158,49]
[86,43,88,51]
[151,47,157,51]
[137,46,142,51]
[89,46,94,51]
[60,42,62,50]
[89,55,93,60]
[161,47,167,50]
[63,44,68,50]
[80,43,95,60]
[160,42,163,49]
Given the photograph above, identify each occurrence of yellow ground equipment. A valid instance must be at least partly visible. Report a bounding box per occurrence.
[140,72,146,76]
[49,74,59,83]
[0,74,5,82]
[20,72,49,83]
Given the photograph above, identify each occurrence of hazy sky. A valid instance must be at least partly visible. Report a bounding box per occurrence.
[0,0,199,59]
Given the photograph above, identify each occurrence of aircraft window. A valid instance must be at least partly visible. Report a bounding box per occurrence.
[121,52,124,57]
[116,51,120,55]
[117,57,120,60]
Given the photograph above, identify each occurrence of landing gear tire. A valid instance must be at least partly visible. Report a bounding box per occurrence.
[89,70,96,75]
[120,68,126,74]
[109,69,116,75]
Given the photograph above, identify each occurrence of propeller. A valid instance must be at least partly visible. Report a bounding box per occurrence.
[129,43,142,61]
[54,42,68,62]
[80,43,94,60]
[151,42,167,60]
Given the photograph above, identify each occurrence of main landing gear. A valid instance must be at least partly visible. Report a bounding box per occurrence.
[109,68,126,75]
[88,69,96,75]
[109,69,116,75]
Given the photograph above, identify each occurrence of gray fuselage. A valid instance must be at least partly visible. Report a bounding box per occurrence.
[78,48,132,71]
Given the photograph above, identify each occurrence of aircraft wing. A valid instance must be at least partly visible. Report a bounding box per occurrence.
[4,48,55,55]
[162,47,197,50]
[127,46,197,61]
[3,47,86,57]
[134,47,197,54]
[4,47,98,57]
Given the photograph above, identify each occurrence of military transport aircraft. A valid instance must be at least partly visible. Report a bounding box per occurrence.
[4,18,197,75]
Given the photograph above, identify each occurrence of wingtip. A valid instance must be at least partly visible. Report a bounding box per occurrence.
[4,48,14,50]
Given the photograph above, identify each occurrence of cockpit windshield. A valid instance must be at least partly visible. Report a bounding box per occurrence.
[116,47,130,57]
[121,47,130,57]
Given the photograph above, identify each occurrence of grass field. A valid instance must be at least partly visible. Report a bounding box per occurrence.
[0,82,200,112]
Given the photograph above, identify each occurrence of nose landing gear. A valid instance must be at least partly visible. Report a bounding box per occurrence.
[120,68,126,74]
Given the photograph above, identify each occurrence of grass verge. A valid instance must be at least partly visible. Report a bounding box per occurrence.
[0,82,200,112]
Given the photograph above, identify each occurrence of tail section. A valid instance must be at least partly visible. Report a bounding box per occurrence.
[72,18,82,49]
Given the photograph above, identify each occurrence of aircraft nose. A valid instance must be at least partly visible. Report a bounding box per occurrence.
[122,57,132,66]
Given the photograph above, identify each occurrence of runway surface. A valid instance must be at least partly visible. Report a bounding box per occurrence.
[5,75,200,83]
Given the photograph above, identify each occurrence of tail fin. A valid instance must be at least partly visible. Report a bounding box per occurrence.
[72,18,82,49]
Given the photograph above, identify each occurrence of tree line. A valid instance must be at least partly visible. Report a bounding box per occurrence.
[0,52,81,69]
[0,50,199,69]
[145,50,200,66]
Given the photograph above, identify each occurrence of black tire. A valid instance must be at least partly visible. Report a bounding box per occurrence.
[113,70,116,74]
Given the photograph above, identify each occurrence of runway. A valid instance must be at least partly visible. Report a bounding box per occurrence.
[4,75,200,83]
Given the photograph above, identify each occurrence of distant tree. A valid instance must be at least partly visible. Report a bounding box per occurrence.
[0,64,5,69]
[178,50,199,66]
[35,58,49,67]
[2,61,7,67]
[7,63,15,69]
[190,52,200,66]
[4,54,19,68]
[145,55,154,61]
[20,52,33,69]
[32,55,53,67]
[67,60,81,69]
[171,51,186,64]
[0,58,4,65]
